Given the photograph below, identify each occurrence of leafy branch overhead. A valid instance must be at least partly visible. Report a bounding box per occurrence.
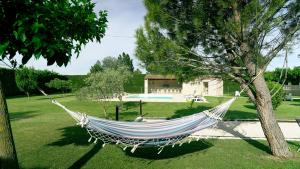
[0,0,108,66]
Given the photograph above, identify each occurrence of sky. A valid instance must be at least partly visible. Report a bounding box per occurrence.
[5,0,300,74]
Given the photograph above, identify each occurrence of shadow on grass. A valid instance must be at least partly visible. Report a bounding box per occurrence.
[48,126,90,146]
[243,104,257,110]
[218,122,271,154]
[124,140,213,160]
[9,110,38,121]
[120,111,139,121]
[170,105,258,120]
[68,144,103,169]
[48,126,103,169]
[287,141,300,150]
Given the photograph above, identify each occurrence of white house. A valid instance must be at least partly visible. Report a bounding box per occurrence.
[144,75,223,96]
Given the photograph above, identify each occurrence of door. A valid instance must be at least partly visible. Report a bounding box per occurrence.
[203,82,209,95]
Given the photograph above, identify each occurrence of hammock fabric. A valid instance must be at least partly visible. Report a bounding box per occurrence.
[49,96,237,154]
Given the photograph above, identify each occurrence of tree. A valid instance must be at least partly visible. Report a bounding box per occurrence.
[89,60,104,74]
[117,52,134,72]
[15,67,38,99]
[0,1,107,168]
[102,56,120,70]
[136,0,300,158]
[46,78,72,94]
[79,67,131,118]
[89,53,135,74]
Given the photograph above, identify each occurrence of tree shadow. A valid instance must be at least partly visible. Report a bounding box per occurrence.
[217,122,271,154]
[48,126,90,146]
[243,104,257,110]
[120,111,139,121]
[170,105,258,120]
[68,143,103,169]
[48,126,103,169]
[124,140,213,160]
[9,110,38,121]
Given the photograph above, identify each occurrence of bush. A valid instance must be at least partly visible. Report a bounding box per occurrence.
[267,81,284,110]
[46,78,72,94]
[66,75,87,91]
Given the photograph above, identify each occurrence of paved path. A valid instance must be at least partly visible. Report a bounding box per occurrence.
[144,119,300,141]
[191,121,300,141]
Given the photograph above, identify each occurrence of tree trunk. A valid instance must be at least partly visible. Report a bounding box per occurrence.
[252,74,293,158]
[0,81,19,169]
[26,92,29,100]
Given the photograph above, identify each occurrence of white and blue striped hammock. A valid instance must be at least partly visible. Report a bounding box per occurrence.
[48,96,237,154]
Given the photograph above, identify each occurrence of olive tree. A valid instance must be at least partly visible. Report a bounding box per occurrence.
[78,67,131,118]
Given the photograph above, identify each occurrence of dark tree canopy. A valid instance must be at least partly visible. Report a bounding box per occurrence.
[118,52,134,72]
[0,0,107,67]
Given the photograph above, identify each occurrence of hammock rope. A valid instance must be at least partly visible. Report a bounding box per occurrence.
[40,88,237,153]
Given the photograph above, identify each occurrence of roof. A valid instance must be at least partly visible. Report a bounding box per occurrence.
[144,74,177,80]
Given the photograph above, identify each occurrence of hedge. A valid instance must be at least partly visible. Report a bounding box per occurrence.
[0,68,66,96]
[0,68,22,96]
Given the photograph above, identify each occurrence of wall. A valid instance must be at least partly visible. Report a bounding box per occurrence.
[146,79,182,93]
[182,78,223,96]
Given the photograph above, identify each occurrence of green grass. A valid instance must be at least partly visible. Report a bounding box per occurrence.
[6,94,300,169]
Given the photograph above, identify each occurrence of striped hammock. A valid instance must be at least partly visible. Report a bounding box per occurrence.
[49,97,237,154]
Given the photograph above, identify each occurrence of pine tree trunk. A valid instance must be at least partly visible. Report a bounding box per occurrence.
[0,81,19,169]
[252,74,293,158]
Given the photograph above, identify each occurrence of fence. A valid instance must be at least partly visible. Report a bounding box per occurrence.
[284,84,300,96]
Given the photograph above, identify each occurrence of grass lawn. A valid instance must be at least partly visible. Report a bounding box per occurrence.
[6,94,300,169]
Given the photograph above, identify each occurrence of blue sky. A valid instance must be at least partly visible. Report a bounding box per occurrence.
[8,0,300,74]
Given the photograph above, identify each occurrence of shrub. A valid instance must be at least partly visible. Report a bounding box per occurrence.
[46,78,72,94]
[267,81,284,110]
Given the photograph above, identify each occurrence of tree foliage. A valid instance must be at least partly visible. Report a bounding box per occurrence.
[79,67,132,118]
[46,78,72,94]
[267,81,284,110]
[265,67,300,85]
[118,52,134,72]
[0,1,107,167]
[89,54,134,74]
[0,0,107,66]
[136,0,300,157]
[15,67,38,98]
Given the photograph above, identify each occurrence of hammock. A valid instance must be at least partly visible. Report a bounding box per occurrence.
[45,92,237,154]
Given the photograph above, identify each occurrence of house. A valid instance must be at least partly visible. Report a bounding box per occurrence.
[144,75,223,96]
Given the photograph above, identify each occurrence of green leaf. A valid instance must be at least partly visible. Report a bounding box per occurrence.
[32,36,41,49]
[13,31,18,39]
[32,22,44,33]
[0,42,9,56]
[21,32,27,42]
